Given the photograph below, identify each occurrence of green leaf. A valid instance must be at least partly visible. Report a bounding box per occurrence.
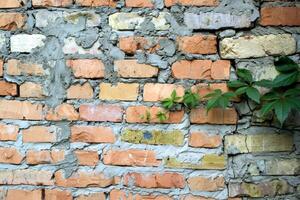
[171,90,177,99]
[254,79,274,88]
[204,89,222,98]
[272,71,299,87]
[227,80,247,88]
[237,68,253,83]
[205,90,235,112]
[206,97,219,112]
[274,99,292,126]
[235,86,248,95]
[246,87,261,103]
[261,91,280,101]
[260,101,276,116]
[284,88,300,97]
[274,56,299,73]
[183,90,200,109]
[223,92,236,99]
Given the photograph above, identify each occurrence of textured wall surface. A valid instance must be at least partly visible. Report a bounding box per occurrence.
[0,0,299,199]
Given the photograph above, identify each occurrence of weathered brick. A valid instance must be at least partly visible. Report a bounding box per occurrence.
[103,149,161,166]
[177,35,217,54]
[143,83,185,102]
[0,13,26,30]
[23,126,56,143]
[121,129,184,146]
[119,36,161,54]
[20,82,44,98]
[126,106,184,124]
[190,108,238,124]
[0,147,23,164]
[67,82,94,99]
[55,170,119,188]
[6,190,42,200]
[260,7,300,26]
[188,176,225,191]
[211,60,231,80]
[220,34,296,59]
[71,125,115,143]
[32,0,72,7]
[6,59,45,76]
[26,150,64,165]
[0,81,18,96]
[0,100,44,120]
[266,159,300,175]
[79,104,123,122]
[66,59,105,78]
[115,60,159,78]
[0,169,54,185]
[124,172,185,188]
[0,0,26,8]
[191,83,229,98]
[99,82,139,101]
[0,124,19,141]
[63,37,101,55]
[45,190,72,200]
[189,132,222,148]
[75,192,106,200]
[125,0,153,7]
[75,0,117,7]
[110,190,172,200]
[181,195,214,200]
[75,150,99,166]
[165,0,219,7]
[46,104,79,121]
[11,34,46,53]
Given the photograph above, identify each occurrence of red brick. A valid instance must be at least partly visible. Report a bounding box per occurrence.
[260,7,300,26]
[6,59,45,76]
[187,176,225,191]
[6,190,42,200]
[99,82,139,101]
[26,150,64,165]
[190,108,238,124]
[71,125,116,143]
[23,126,56,143]
[75,193,106,200]
[67,82,94,99]
[124,172,185,188]
[66,59,105,78]
[189,132,222,148]
[177,35,217,54]
[0,0,26,8]
[191,83,229,98]
[20,82,44,98]
[0,13,26,30]
[0,81,18,96]
[119,36,162,54]
[165,0,219,7]
[45,190,72,200]
[55,170,119,188]
[75,150,99,166]
[46,103,79,121]
[0,147,23,164]
[211,60,231,80]
[75,0,117,7]
[115,60,159,78]
[0,100,44,120]
[125,0,153,7]
[143,83,185,102]
[0,124,19,141]
[103,149,161,166]
[126,106,184,124]
[32,0,72,7]
[79,104,123,122]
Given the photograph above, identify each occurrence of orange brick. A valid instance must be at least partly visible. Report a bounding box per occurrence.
[55,170,119,188]
[99,82,139,101]
[20,82,44,98]
[66,59,105,78]
[79,104,123,122]
[171,60,212,80]
[190,108,238,124]
[0,147,23,164]
[26,150,64,165]
[143,83,185,102]
[6,59,45,76]
[0,123,19,141]
[126,106,184,124]
[75,150,99,166]
[115,60,158,78]
[6,190,42,200]
[0,81,18,96]
[0,13,26,30]
[181,195,214,200]
[67,82,94,99]
[124,172,185,188]
[46,103,79,121]
[177,35,217,54]
[110,190,172,200]
[23,126,56,143]
[211,60,231,80]
[125,0,153,7]
[71,125,115,143]
[0,100,44,120]
[260,7,300,26]
[45,189,72,200]
[189,132,222,148]
[75,193,106,200]
[0,60,3,77]
[119,36,162,54]
[103,149,161,166]
[75,0,117,7]
[0,0,26,8]
[187,176,225,191]
[32,0,72,7]
[165,0,219,7]
[191,83,229,98]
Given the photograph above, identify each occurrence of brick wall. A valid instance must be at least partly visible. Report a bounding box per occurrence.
[0,0,299,199]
